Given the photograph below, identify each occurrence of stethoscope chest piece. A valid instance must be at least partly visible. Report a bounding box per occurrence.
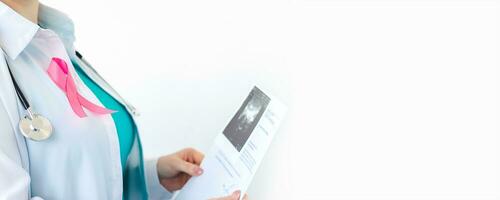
[19,110,53,141]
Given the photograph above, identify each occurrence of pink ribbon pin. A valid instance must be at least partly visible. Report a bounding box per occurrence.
[47,57,116,118]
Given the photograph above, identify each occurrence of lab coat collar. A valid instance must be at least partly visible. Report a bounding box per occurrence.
[0,2,38,59]
[0,2,76,60]
[38,4,76,55]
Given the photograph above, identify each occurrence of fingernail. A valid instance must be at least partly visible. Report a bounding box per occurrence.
[196,167,203,175]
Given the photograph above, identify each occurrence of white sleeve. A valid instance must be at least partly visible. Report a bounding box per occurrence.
[145,158,174,200]
[0,150,42,200]
[0,54,43,200]
[0,108,42,199]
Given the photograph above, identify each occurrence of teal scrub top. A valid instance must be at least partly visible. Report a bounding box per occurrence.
[72,61,148,200]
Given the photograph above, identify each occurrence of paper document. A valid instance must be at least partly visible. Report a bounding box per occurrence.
[175,86,287,200]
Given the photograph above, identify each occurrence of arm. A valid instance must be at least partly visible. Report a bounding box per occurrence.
[147,148,248,200]
[0,102,42,200]
[145,158,174,200]
[0,149,42,200]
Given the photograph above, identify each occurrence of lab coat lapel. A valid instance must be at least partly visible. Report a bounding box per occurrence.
[0,53,31,176]
[72,53,148,198]
[71,54,140,118]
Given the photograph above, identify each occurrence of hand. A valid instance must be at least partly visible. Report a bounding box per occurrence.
[209,191,249,200]
[156,148,205,192]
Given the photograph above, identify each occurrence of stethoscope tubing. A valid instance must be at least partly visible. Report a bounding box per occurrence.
[5,61,31,110]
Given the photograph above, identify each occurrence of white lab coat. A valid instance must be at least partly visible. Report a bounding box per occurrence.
[0,3,172,200]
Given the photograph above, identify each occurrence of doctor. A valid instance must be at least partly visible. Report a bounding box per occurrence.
[0,0,249,200]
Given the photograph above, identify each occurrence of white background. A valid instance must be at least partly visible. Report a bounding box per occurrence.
[42,0,498,199]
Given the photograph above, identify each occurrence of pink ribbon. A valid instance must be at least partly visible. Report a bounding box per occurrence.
[47,57,116,118]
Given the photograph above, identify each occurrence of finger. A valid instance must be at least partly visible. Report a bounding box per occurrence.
[208,190,241,200]
[174,158,203,176]
[185,148,205,165]
[159,172,190,190]
[242,193,249,200]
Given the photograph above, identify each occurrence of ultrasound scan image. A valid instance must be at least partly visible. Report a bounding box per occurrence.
[223,87,270,151]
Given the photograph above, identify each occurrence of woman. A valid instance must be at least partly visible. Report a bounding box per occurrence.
[0,0,248,199]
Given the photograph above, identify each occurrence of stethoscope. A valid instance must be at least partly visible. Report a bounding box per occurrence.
[4,60,53,141]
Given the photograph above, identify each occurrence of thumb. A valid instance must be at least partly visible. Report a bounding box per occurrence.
[175,158,204,176]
